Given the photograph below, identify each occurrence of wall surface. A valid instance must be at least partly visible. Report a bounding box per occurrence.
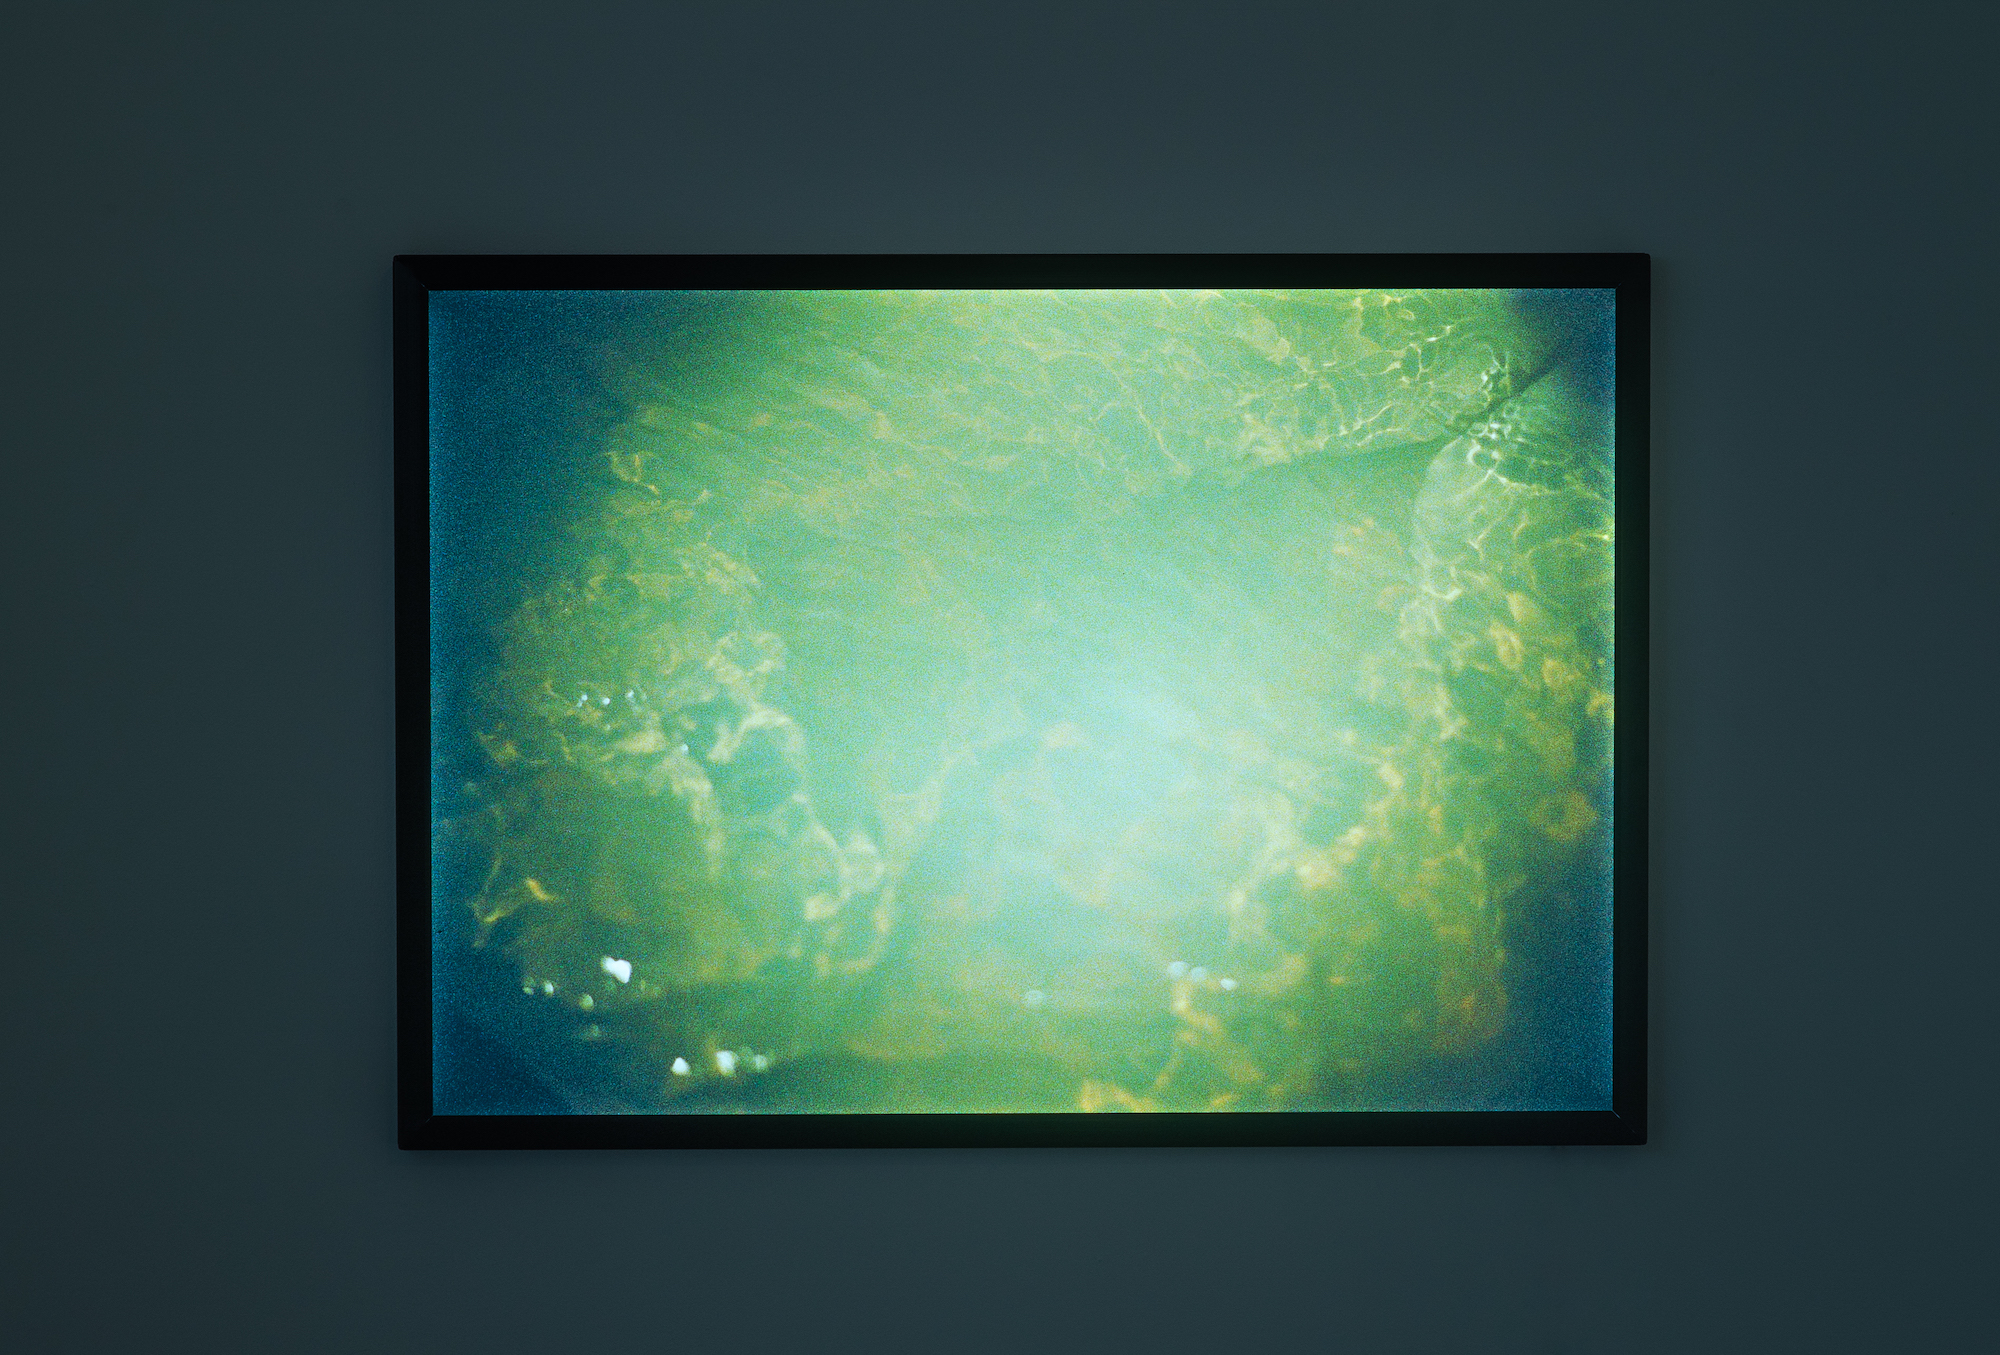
[5,3,1989,1350]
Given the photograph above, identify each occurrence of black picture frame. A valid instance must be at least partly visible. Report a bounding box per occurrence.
[398,254,1648,1148]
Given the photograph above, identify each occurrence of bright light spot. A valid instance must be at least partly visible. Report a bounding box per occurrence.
[716,1050,738,1075]
[1167,961,1189,979]
[671,1057,691,1075]
[578,993,594,1011]
[1219,977,1238,991]
[751,1054,770,1071]
[521,982,535,995]
[541,981,555,995]
[1190,966,1208,982]
[602,956,633,984]
[1023,989,1047,1008]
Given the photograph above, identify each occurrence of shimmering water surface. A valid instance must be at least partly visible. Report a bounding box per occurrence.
[430,288,1617,1114]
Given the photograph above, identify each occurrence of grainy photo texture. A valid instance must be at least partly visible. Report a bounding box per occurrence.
[408,259,1643,1144]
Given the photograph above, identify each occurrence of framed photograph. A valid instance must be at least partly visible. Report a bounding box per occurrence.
[399,256,1647,1147]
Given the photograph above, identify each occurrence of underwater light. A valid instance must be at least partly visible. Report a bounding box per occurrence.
[433,285,1618,1116]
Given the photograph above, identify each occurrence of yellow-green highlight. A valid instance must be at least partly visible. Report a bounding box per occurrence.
[432,288,1616,1113]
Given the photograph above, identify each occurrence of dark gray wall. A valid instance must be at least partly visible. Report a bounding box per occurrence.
[6,4,1988,1350]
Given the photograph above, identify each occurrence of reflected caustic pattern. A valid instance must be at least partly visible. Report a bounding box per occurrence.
[433,288,1616,1114]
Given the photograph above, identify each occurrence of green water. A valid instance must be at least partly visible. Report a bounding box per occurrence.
[432,288,1616,1114]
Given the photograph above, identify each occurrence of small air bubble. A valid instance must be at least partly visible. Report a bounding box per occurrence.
[716,1050,738,1076]
[671,1058,691,1076]
[1167,961,1189,979]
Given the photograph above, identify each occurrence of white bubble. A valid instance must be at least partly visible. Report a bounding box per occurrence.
[1190,966,1208,982]
[541,981,555,995]
[671,1057,691,1075]
[578,993,594,1011]
[1219,977,1238,991]
[1023,989,1047,1008]
[1167,961,1189,979]
[601,956,633,984]
[751,1054,770,1072]
[715,1050,738,1075]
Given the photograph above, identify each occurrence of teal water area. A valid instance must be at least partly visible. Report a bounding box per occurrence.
[430,288,1616,1114]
